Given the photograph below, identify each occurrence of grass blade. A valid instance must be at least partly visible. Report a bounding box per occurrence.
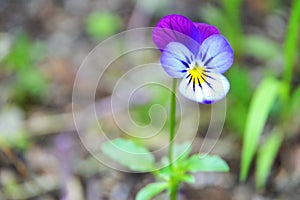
[256,130,283,189]
[240,77,280,181]
[136,182,168,200]
[283,0,300,98]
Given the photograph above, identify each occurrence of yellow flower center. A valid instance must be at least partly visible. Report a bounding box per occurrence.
[188,66,206,85]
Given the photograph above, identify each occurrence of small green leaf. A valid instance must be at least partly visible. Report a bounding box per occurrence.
[101,138,155,172]
[136,182,168,200]
[85,12,121,41]
[2,32,44,71]
[180,174,195,183]
[186,154,229,172]
[240,77,280,181]
[156,165,172,181]
[256,130,283,189]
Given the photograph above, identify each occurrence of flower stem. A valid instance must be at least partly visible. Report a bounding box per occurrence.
[168,79,178,200]
[168,79,177,166]
[170,182,179,200]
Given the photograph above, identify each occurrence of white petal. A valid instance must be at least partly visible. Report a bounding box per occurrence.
[161,42,195,78]
[179,71,230,104]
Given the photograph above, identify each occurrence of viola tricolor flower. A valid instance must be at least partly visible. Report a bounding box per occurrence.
[152,14,234,104]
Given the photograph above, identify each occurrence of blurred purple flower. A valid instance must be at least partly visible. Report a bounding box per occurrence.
[153,14,234,104]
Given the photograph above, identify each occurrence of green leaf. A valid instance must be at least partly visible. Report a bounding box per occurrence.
[240,77,280,181]
[290,86,300,114]
[283,0,300,96]
[186,154,229,173]
[101,138,155,172]
[243,35,281,60]
[2,32,44,71]
[1,32,46,105]
[18,68,46,94]
[2,33,32,70]
[85,12,121,41]
[180,174,195,183]
[135,182,168,200]
[256,130,283,189]
[156,165,172,181]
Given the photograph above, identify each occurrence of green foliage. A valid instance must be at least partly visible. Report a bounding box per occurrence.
[283,0,300,98]
[1,32,46,105]
[156,162,192,184]
[239,0,300,188]
[220,0,243,47]
[256,130,283,188]
[86,12,121,41]
[226,67,252,134]
[290,86,300,113]
[136,182,168,200]
[200,0,243,53]
[242,35,281,60]
[186,155,229,173]
[155,152,228,198]
[101,139,229,199]
[101,138,155,171]
[15,68,46,102]
[240,77,280,181]
[179,174,195,184]
[2,33,43,71]
[156,153,229,184]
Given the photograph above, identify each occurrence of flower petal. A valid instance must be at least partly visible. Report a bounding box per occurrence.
[161,42,195,78]
[198,34,234,73]
[152,14,200,53]
[179,71,230,104]
[193,23,220,44]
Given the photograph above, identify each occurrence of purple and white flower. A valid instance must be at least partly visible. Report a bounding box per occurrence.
[152,14,234,104]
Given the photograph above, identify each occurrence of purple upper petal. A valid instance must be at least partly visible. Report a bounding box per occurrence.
[193,23,220,44]
[152,14,200,53]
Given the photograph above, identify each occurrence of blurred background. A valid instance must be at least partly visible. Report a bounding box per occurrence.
[0,0,300,199]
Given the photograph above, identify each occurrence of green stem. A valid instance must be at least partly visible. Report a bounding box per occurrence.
[170,182,179,200]
[168,79,177,165]
[168,79,178,200]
